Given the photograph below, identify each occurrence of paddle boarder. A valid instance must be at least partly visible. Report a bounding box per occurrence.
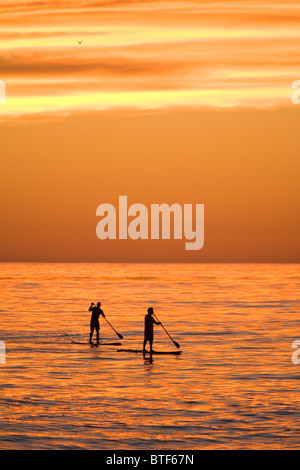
[89,302,105,344]
[143,307,160,355]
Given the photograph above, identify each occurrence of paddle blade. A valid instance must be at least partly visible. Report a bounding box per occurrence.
[173,341,180,349]
[117,333,123,339]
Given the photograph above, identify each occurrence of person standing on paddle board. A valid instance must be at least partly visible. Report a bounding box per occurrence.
[143,307,160,355]
[89,302,105,344]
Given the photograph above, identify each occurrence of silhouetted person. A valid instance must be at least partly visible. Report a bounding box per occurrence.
[143,307,160,355]
[89,302,105,344]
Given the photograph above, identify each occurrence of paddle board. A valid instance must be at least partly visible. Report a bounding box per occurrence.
[71,341,122,346]
[117,348,182,355]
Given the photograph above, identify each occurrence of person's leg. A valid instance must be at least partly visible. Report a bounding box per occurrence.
[149,340,153,353]
[90,325,94,343]
[96,326,100,344]
[143,339,147,353]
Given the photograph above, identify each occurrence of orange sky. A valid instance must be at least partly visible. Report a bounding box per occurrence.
[0,1,299,261]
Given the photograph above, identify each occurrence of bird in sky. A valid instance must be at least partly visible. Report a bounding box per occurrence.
[77,40,83,44]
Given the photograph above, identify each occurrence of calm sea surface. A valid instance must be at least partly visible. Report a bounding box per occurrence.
[0,262,300,450]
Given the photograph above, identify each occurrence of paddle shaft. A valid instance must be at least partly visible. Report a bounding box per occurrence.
[104,316,123,339]
[153,314,180,348]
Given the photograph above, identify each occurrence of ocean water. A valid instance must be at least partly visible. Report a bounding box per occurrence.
[0,262,300,450]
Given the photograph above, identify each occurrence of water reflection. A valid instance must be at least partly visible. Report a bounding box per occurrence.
[144,355,154,365]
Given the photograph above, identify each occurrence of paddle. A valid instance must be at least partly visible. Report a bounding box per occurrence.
[153,313,180,349]
[104,316,123,340]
